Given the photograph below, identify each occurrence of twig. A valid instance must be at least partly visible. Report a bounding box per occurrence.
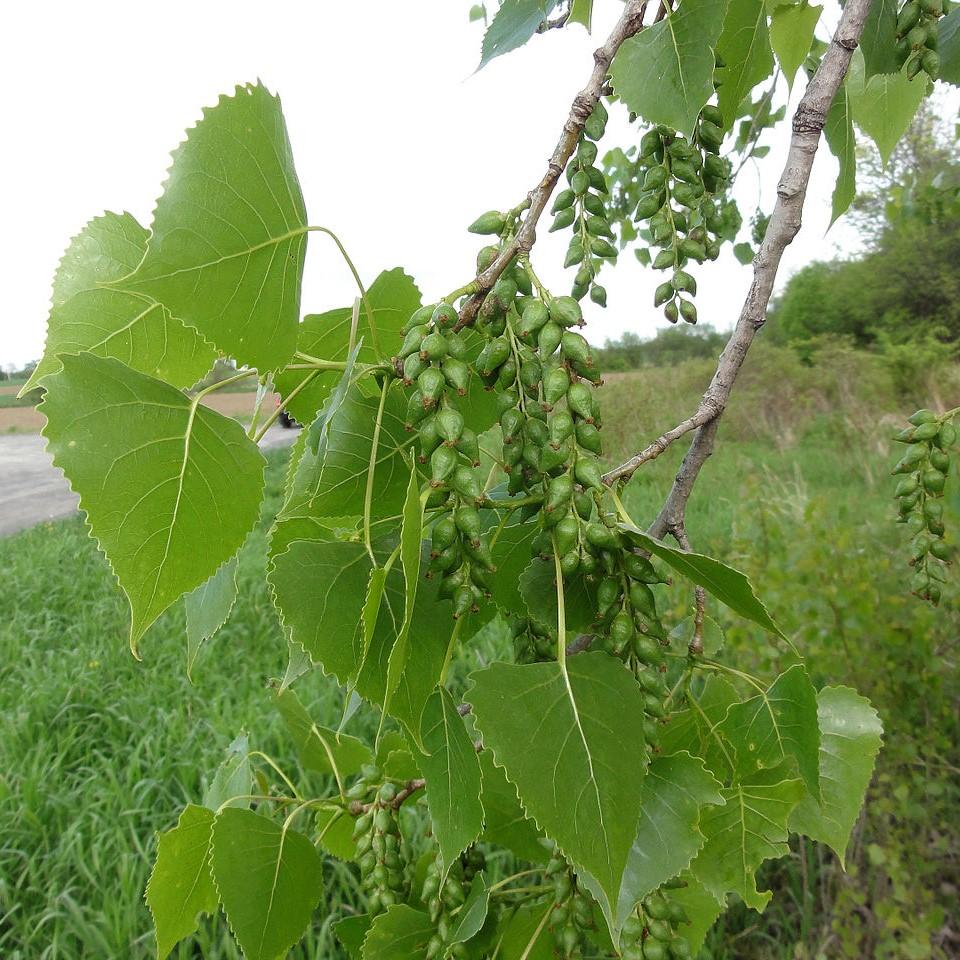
[348,777,426,815]
[565,633,594,656]
[454,0,647,330]
[644,0,874,540]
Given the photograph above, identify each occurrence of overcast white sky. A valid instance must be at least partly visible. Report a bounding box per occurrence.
[0,0,861,370]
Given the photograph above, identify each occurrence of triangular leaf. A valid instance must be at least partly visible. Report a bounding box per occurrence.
[416,687,485,874]
[211,807,323,960]
[146,804,218,960]
[362,904,435,959]
[668,873,724,956]
[715,0,775,127]
[492,903,554,959]
[719,663,821,799]
[185,556,239,680]
[204,733,252,811]
[824,81,857,225]
[770,3,822,91]
[940,8,960,86]
[691,765,805,910]
[479,749,547,862]
[789,685,883,866]
[450,873,490,945]
[860,0,899,76]
[479,0,560,69]
[610,0,729,136]
[315,806,358,861]
[468,653,648,926]
[41,353,265,653]
[334,914,372,960]
[118,83,307,372]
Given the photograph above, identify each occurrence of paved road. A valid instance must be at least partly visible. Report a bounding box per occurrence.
[0,425,300,538]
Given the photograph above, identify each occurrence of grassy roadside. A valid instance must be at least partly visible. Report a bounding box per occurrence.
[1,343,958,958]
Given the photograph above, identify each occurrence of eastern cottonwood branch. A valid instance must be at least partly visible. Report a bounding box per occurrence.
[455,0,647,330]
[608,0,875,539]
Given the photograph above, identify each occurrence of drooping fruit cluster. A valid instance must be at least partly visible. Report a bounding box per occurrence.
[893,409,956,604]
[549,102,615,306]
[351,778,408,915]
[618,887,692,960]
[896,0,949,79]
[632,109,734,324]
[546,853,597,957]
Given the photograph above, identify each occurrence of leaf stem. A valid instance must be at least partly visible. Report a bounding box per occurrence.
[439,616,465,685]
[191,369,258,403]
[553,535,567,668]
[252,369,320,443]
[364,380,391,562]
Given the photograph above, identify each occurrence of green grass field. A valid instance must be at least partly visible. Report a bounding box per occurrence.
[1,343,957,958]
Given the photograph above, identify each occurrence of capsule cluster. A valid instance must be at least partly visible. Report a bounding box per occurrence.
[421,848,485,960]
[548,102,615,306]
[893,409,956,605]
[896,0,949,79]
[546,854,597,958]
[633,109,734,324]
[351,779,408,915]
[619,887,692,960]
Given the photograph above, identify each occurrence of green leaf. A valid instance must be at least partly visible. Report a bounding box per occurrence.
[383,458,426,710]
[451,874,490,945]
[417,687,485,874]
[668,873,724,956]
[24,213,216,394]
[733,241,755,265]
[493,903,554,959]
[275,268,423,424]
[488,518,540,618]
[789,686,883,866]
[824,81,857,225]
[519,556,597,635]
[619,524,788,641]
[468,653,648,924]
[204,733,252,811]
[479,749,547,862]
[716,0,775,127]
[860,0,899,76]
[282,382,413,525]
[333,914,372,960]
[719,664,821,799]
[479,0,560,69]
[119,83,307,372]
[41,354,265,654]
[360,567,389,680]
[315,806,358,861]
[185,556,239,680]
[146,804,218,960]
[940,8,960,85]
[568,0,593,30]
[691,765,805,910]
[362,904,435,959]
[848,53,928,166]
[610,0,729,136]
[612,753,725,932]
[280,635,312,693]
[275,689,374,777]
[769,3,822,91]
[211,807,323,960]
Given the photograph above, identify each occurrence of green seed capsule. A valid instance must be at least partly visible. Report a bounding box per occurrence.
[525,418,550,448]
[451,466,483,502]
[430,445,458,485]
[539,321,563,357]
[587,166,608,193]
[913,421,941,442]
[481,336,511,374]
[432,302,459,329]
[402,304,435,335]
[574,456,604,491]
[398,324,428,359]
[552,188,576,213]
[431,517,457,554]
[550,296,583,327]
[441,357,470,395]
[571,169,590,195]
[585,521,620,551]
[923,468,946,494]
[653,249,677,270]
[930,449,950,473]
[679,300,698,324]
[567,382,595,421]
[630,581,658,618]
[909,409,938,426]
[672,270,697,294]
[452,584,475,619]
[561,331,592,366]
[922,48,941,77]
[457,427,480,465]
[405,390,431,428]
[454,506,483,545]
[590,284,608,307]
[583,193,606,216]
[419,331,448,361]
[544,366,571,405]
[402,352,426,385]
[937,422,956,448]
[554,516,580,556]
[551,207,576,232]
[501,407,524,443]
[587,215,614,239]
[493,274,518,310]
[930,539,951,561]
[549,411,575,446]
[476,245,499,273]
[519,300,550,339]
[546,473,574,513]
[625,553,662,583]
[418,416,442,459]
[418,367,446,407]
[540,437,573,474]
[468,210,505,235]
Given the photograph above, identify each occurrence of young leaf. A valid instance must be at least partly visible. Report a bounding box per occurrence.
[619,524,788,641]
[275,689,374,777]
[789,685,883,866]
[493,903,554,959]
[280,635,312,693]
[519,556,598,635]
[185,556,239,680]
[333,914,372,960]
[479,749,548,862]
[715,0,775,128]
[610,0,728,136]
[479,0,560,70]
[568,0,593,30]
[611,753,725,933]
[118,83,308,372]
[203,733,252,811]
[719,663,821,799]
[487,517,541,618]
[416,687,485,874]
[668,873,724,956]
[848,53,928,166]
[359,567,389,680]
[315,806,358,861]
[770,3,822,91]
[275,268,422,424]
[211,807,323,960]
[145,804,218,960]
[824,81,857,225]
[691,765,806,910]
[361,904,435,959]
[41,354,265,654]
[468,653,648,924]
[859,0,899,76]
[940,8,960,86]
[659,675,740,782]
[26,215,216,393]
